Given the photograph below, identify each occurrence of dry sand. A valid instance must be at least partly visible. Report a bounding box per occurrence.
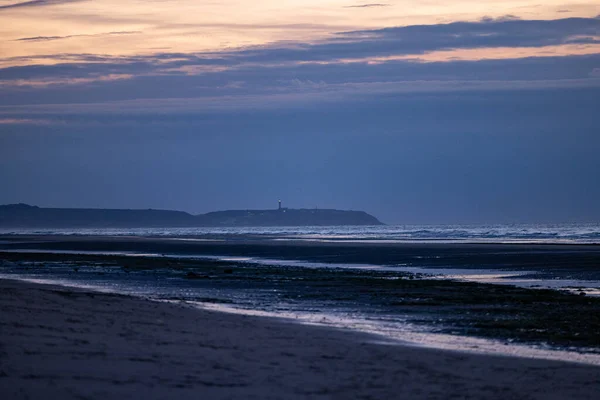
[1,279,599,399]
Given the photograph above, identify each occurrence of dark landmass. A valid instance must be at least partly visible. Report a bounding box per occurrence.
[0,203,383,228]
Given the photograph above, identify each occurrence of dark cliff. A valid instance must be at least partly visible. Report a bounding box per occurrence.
[196,208,382,227]
[0,204,383,228]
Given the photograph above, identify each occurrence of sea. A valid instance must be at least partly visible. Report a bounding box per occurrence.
[2,223,600,244]
[2,223,600,365]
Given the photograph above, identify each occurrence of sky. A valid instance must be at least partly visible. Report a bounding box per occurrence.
[0,1,599,224]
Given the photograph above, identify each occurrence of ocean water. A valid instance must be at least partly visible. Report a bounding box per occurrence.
[2,223,600,244]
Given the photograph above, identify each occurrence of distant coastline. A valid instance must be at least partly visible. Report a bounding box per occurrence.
[0,203,383,228]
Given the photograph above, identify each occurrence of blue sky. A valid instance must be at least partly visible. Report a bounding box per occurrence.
[1,2,599,223]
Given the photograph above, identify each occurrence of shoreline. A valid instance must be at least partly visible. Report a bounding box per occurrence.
[2,240,600,354]
[2,278,600,399]
[5,273,600,368]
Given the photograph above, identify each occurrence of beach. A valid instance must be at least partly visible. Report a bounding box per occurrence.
[2,278,600,399]
[2,234,600,398]
[2,235,600,350]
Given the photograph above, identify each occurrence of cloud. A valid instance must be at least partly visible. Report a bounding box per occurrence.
[15,36,64,42]
[261,17,600,63]
[1,17,599,115]
[1,53,600,115]
[0,117,55,124]
[4,17,599,75]
[2,74,133,88]
[14,31,141,42]
[345,3,389,8]
[0,0,82,10]
[2,75,599,119]
[480,15,521,23]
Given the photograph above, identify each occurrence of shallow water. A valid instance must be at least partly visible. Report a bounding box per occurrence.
[5,247,600,295]
[2,247,600,367]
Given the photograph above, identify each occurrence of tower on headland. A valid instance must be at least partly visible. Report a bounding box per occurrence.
[278,200,282,210]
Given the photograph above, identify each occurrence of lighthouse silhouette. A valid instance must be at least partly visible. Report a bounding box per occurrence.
[278,200,282,210]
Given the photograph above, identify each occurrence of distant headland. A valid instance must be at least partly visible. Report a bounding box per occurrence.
[0,203,383,228]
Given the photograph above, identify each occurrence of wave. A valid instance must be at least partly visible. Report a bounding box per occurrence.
[1,223,600,244]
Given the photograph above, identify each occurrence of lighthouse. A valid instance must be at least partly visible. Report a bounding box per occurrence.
[278,200,282,210]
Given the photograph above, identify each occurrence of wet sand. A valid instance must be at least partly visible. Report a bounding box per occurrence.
[2,235,600,277]
[1,278,600,399]
[2,235,600,350]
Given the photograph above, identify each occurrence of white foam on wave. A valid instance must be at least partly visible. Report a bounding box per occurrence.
[190,299,600,367]
[2,223,600,244]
